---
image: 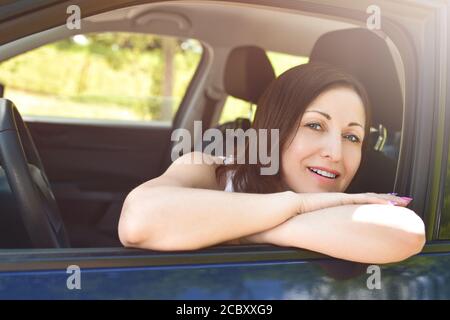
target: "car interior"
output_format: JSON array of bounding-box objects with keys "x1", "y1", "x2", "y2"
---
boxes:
[{"x1": 0, "y1": 1, "x2": 405, "y2": 249}]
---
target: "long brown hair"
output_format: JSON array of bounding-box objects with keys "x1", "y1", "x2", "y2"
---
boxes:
[{"x1": 215, "y1": 62, "x2": 372, "y2": 194}]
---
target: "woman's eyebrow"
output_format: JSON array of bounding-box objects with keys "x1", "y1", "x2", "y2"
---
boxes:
[{"x1": 304, "y1": 110, "x2": 364, "y2": 129}]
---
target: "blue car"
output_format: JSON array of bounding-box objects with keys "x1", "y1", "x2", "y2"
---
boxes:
[{"x1": 0, "y1": 0, "x2": 449, "y2": 299}]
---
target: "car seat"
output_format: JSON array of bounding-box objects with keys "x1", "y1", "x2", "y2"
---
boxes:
[
  {"x1": 310, "y1": 28, "x2": 403, "y2": 193},
  {"x1": 200, "y1": 45, "x2": 276, "y2": 156}
]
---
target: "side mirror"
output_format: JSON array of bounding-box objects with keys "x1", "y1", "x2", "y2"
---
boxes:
[{"x1": 0, "y1": 83, "x2": 4, "y2": 98}]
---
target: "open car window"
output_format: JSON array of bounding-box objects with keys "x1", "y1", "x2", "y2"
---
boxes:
[{"x1": 0, "y1": 0, "x2": 442, "y2": 258}]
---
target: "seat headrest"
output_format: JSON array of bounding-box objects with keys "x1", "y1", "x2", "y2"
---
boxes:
[
  {"x1": 310, "y1": 28, "x2": 403, "y2": 132},
  {"x1": 224, "y1": 46, "x2": 276, "y2": 105}
]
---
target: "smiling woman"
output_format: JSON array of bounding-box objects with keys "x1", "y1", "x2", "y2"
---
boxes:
[
  {"x1": 216, "y1": 63, "x2": 372, "y2": 194},
  {"x1": 118, "y1": 63, "x2": 425, "y2": 264},
  {"x1": 283, "y1": 87, "x2": 366, "y2": 193}
]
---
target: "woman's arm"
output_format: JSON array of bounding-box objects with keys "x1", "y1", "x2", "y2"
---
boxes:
[
  {"x1": 119, "y1": 151, "x2": 412, "y2": 252},
  {"x1": 118, "y1": 152, "x2": 299, "y2": 251},
  {"x1": 242, "y1": 204, "x2": 426, "y2": 264},
  {"x1": 120, "y1": 186, "x2": 297, "y2": 251}
]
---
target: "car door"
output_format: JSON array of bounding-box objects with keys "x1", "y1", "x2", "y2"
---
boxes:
[{"x1": 1, "y1": 244, "x2": 450, "y2": 299}]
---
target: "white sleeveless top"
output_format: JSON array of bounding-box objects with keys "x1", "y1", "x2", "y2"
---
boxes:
[
  {"x1": 224, "y1": 171, "x2": 235, "y2": 192},
  {"x1": 220, "y1": 155, "x2": 235, "y2": 192}
]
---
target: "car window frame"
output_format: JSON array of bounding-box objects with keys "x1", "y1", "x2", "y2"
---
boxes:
[
  {"x1": 437, "y1": 113, "x2": 450, "y2": 239},
  {"x1": 1, "y1": 243, "x2": 450, "y2": 273},
  {"x1": 436, "y1": 22, "x2": 450, "y2": 239},
  {"x1": 419, "y1": 1, "x2": 450, "y2": 241},
  {"x1": 0, "y1": 0, "x2": 448, "y2": 265}
]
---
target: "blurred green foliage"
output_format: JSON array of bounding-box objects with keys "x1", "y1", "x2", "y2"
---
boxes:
[
  {"x1": 439, "y1": 151, "x2": 450, "y2": 239},
  {"x1": 0, "y1": 33, "x2": 201, "y2": 121}
]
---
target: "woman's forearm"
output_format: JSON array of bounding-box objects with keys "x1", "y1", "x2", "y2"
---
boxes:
[
  {"x1": 119, "y1": 186, "x2": 298, "y2": 250},
  {"x1": 243, "y1": 204, "x2": 426, "y2": 264}
]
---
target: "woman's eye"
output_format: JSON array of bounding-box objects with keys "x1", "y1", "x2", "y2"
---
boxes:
[
  {"x1": 305, "y1": 123, "x2": 361, "y2": 143},
  {"x1": 344, "y1": 134, "x2": 361, "y2": 143},
  {"x1": 306, "y1": 123, "x2": 322, "y2": 131}
]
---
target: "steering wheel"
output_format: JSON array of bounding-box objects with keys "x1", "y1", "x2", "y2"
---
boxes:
[{"x1": 0, "y1": 99, "x2": 69, "y2": 248}]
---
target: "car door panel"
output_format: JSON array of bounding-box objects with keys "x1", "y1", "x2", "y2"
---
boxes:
[
  {"x1": 0, "y1": 246, "x2": 449, "y2": 299},
  {"x1": 25, "y1": 120, "x2": 172, "y2": 246}
]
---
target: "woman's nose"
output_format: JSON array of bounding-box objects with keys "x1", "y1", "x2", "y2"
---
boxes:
[{"x1": 320, "y1": 134, "x2": 342, "y2": 162}]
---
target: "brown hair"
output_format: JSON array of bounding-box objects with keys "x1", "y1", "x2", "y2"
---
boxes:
[{"x1": 215, "y1": 62, "x2": 372, "y2": 194}]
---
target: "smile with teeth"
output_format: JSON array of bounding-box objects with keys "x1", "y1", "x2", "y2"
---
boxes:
[{"x1": 308, "y1": 167, "x2": 339, "y2": 179}]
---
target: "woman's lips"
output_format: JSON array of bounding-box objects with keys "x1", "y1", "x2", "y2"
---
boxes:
[
  {"x1": 307, "y1": 167, "x2": 339, "y2": 183},
  {"x1": 308, "y1": 166, "x2": 341, "y2": 176}
]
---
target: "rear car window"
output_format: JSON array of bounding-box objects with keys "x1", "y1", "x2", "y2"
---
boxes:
[
  {"x1": 218, "y1": 51, "x2": 308, "y2": 124},
  {"x1": 0, "y1": 32, "x2": 203, "y2": 124}
]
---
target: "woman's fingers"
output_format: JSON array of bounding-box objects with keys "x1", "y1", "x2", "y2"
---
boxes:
[
  {"x1": 297, "y1": 192, "x2": 413, "y2": 215},
  {"x1": 361, "y1": 193, "x2": 412, "y2": 207}
]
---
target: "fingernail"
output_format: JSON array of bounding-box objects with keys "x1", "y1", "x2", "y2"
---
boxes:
[
  {"x1": 400, "y1": 197, "x2": 413, "y2": 206},
  {"x1": 388, "y1": 201, "x2": 397, "y2": 206}
]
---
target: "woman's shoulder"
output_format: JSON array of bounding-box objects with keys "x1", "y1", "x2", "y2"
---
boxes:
[{"x1": 164, "y1": 152, "x2": 227, "y2": 190}]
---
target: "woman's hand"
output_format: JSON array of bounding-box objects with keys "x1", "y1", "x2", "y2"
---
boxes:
[
  {"x1": 297, "y1": 192, "x2": 412, "y2": 214},
  {"x1": 244, "y1": 202, "x2": 425, "y2": 264}
]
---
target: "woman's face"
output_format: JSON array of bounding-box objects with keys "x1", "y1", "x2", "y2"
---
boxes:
[{"x1": 281, "y1": 86, "x2": 366, "y2": 193}]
